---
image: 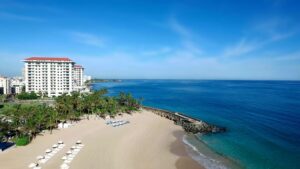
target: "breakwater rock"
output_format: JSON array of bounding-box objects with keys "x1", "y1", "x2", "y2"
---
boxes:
[{"x1": 143, "y1": 106, "x2": 226, "y2": 134}]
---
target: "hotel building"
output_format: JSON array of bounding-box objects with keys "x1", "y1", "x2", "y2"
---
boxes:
[
  {"x1": 23, "y1": 57, "x2": 75, "y2": 97},
  {"x1": 73, "y1": 65, "x2": 84, "y2": 87}
]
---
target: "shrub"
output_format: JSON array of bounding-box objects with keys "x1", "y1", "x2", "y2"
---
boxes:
[
  {"x1": 14, "y1": 136, "x2": 30, "y2": 146},
  {"x1": 17, "y1": 92, "x2": 39, "y2": 100}
]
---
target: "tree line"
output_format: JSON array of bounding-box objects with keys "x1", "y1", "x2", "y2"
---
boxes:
[{"x1": 0, "y1": 89, "x2": 142, "y2": 146}]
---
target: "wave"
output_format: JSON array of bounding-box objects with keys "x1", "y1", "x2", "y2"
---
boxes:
[{"x1": 182, "y1": 135, "x2": 229, "y2": 169}]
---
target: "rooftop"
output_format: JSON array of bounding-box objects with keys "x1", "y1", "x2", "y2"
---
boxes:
[
  {"x1": 74, "y1": 65, "x2": 84, "y2": 68},
  {"x1": 24, "y1": 57, "x2": 73, "y2": 62}
]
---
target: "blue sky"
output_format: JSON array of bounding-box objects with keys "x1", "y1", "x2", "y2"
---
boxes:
[{"x1": 0, "y1": 0, "x2": 300, "y2": 80}]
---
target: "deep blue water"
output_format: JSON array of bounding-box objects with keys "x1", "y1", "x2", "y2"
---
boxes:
[{"x1": 92, "y1": 80, "x2": 300, "y2": 169}]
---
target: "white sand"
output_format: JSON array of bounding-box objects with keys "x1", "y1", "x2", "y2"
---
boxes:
[{"x1": 0, "y1": 109, "x2": 203, "y2": 169}]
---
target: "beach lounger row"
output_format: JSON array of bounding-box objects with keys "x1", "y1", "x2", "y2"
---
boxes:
[
  {"x1": 60, "y1": 140, "x2": 84, "y2": 169},
  {"x1": 106, "y1": 120, "x2": 130, "y2": 127},
  {"x1": 28, "y1": 140, "x2": 65, "y2": 169}
]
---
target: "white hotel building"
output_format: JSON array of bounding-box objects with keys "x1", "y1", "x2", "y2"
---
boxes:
[
  {"x1": 23, "y1": 57, "x2": 82, "y2": 97},
  {"x1": 73, "y1": 65, "x2": 84, "y2": 87}
]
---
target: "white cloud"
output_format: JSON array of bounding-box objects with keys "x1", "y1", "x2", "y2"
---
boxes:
[
  {"x1": 0, "y1": 12, "x2": 43, "y2": 22},
  {"x1": 141, "y1": 47, "x2": 172, "y2": 56},
  {"x1": 223, "y1": 18, "x2": 297, "y2": 57},
  {"x1": 223, "y1": 38, "x2": 258, "y2": 57},
  {"x1": 168, "y1": 17, "x2": 202, "y2": 56},
  {"x1": 273, "y1": 51, "x2": 300, "y2": 61},
  {"x1": 0, "y1": 1, "x2": 64, "y2": 14},
  {"x1": 69, "y1": 51, "x2": 300, "y2": 80},
  {"x1": 1, "y1": 49, "x2": 300, "y2": 80},
  {"x1": 169, "y1": 17, "x2": 191, "y2": 38},
  {"x1": 70, "y1": 32, "x2": 104, "y2": 47}
]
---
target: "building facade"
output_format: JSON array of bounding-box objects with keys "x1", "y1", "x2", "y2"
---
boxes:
[
  {"x1": 73, "y1": 65, "x2": 84, "y2": 87},
  {"x1": 10, "y1": 77, "x2": 25, "y2": 94},
  {"x1": 23, "y1": 57, "x2": 75, "y2": 97},
  {"x1": 0, "y1": 76, "x2": 11, "y2": 95}
]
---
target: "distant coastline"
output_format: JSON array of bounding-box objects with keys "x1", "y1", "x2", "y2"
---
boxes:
[
  {"x1": 87, "y1": 79, "x2": 122, "y2": 84},
  {"x1": 85, "y1": 79, "x2": 122, "y2": 86}
]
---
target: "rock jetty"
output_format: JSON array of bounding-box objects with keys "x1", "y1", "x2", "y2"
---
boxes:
[{"x1": 143, "y1": 106, "x2": 226, "y2": 134}]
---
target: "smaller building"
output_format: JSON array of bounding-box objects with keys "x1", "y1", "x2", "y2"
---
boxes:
[
  {"x1": 10, "y1": 77, "x2": 25, "y2": 94},
  {"x1": 73, "y1": 65, "x2": 84, "y2": 87},
  {"x1": 83, "y1": 75, "x2": 92, "y2": 83},
  {"x1": 0, "y1": 76, "x2": 11, "y2": 95}
]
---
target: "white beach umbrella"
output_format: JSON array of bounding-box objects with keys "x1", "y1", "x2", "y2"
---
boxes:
[
  {"x1": 53, "y1": 149, "x2": 59, "y2": 153},
  {"x1": 58, "y1": 144, "x2": 65, "y2": 148},
  {"x1": 64, "y1": 159, "x2": 72, "y2": 164},
  {"x1": 61, "y1": 156, "x2": 68, "y2": 160},
  {"x1": 33, "y1": 167, "x2": 41, "y2": 169},
  {"x1": 58, "y1": 140, "x2": 64, "y2": 144},
  {"x1": 69, "y1": 154, "x2": 76, "y2": 157},
  {"x1": 40, "y1": 160, "x2": 46, "y2": 164},
  {"x1": 52, "y1": 144, "x2": 58, "y2": 148},
  {"x1": 66, "y1": 150, "x2": 72, "y2": 154},
  {"x1": 45, "y1": 149, "x2": 52, "y2": 153},
  {"x1": 36, "y1": 155, "x2": 44, "y2": 160},
  {"x1": 28, "y1": 163, "x2": 37, "y2": 168},
  {"x1": 61, "y1": 163, "x2": 69, "y2": 169},
  {"x1": 76, "y1": 140, "x2": 82, "y2": 144},
  {"x1": 45, "y1": 154, "x2": 51, "y2": 159},
  {"x1": 71, "y1": 146, "x2": 76, "y2": 149}
]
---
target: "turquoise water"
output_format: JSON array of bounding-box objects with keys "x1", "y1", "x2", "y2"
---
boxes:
[{"x1": 92, "y1": 80, "x2": 300, "y2": 169}]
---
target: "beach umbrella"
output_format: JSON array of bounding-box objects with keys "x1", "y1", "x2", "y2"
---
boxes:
[
  {"x1": 58, "y1": 140, "x2": 64, "y2": 144},
  {"x1": 36, "y1": 156, "x2": 44, "y2": 160},
  {"x1": 60, "y1": 163, "x2": 69, "y2": 169},
  {"x1": 28, "y1": 163, "x2": 37, "y2": 168},
  {"x1": 76, "y1": 140, "x2": 82, "y2": 144},
  {"x1": 58, "y1": 144, "x2": 65, "y2": 148},
  {"x1": 52, "y1": 144, "x2": 58, "y2": 148},
  {"x1": 66, "y1": 150, "x2": 72, "y2": 154},
  {"x1": 45, "y1": 149, "x2": 52, "y2": 153},
  {"x1": 71, "y1": 146, "x2": 76, "y2": 149},
  {"x1": 33, "y1": 167, "x2": 41, "y2": 169},
  {"x1": 45, "y1": 154, "x2": 52, "y2": 159},
  {"x1": 61, "y1": 156, "x2": 68, "y2": 160}
]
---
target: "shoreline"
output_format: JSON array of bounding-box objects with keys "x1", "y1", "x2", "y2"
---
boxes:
[
  {"x1": 0, "y1": 109, "x2": 204, "y2": 169},
  {"x1": 172, "y1": 130, "x2": 205, "y2": 169}
]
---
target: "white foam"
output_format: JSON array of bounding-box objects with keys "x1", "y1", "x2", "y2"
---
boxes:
[{"x1": 182, "y1": 135, "x2": 228, "y2": 169}]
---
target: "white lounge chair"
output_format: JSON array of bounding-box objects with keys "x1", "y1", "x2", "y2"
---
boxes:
[{"x1": 28, "y1": 163, "x2": 37, "y2": 168}]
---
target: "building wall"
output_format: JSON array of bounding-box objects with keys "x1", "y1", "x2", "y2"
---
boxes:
[
  {"x1": 24, "y1": 60, "x2": 74, "y2": 97},
  {"x1": 73, "y1": 66, "x2": 84, "y2": 87},
  {"x1": 0, "y1": 77, "x2": 11, "y2": 95}
]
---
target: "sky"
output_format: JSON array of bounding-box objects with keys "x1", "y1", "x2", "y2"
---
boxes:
[{"x1": 0, "y1": 0, "x2": 300, "y2": 80}]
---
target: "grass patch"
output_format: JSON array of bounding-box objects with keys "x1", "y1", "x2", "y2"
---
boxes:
[{"x1": 14, "y1": 136, "x2": 30, "y2": 146}]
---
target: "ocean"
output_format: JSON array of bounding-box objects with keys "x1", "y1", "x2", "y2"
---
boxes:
[{"x1": 92, "y1": 80, "x2": 300, "y2": 169}]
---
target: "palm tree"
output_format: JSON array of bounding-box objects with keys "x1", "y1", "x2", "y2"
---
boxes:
[
  {"x1": 46, "y1": 107, "x2": 59, "y2": 134},
  {"x1": 0, "y1": 88, "x2": 141, "y2": 146},
  {"x1": 116, "y1": 92, "x2": 141, "y2": 113}
]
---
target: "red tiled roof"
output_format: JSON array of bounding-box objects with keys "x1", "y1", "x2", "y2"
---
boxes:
[
  {"x1": 24, "y1": 57, "x2": 73, "y2": 62},
  {"x1": 74, "y1": 65, "x2": 83, "y2": 68}
]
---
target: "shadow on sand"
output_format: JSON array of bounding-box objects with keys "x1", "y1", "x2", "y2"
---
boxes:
[{"x1": 0, "y1": 142, "x2": 15, "y2": 152}]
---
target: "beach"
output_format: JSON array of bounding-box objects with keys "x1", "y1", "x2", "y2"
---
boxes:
[{"x1": 0, "y1": 109, "x2": 203, "y2": 169}]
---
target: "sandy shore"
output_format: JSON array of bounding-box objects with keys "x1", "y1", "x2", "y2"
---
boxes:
[{"x1": 0, "y1": 109, "x2": 203, "y2": 169}]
